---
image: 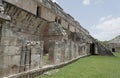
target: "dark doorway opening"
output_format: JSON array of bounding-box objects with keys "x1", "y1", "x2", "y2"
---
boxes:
[
  {"x1": 112, "y1": 48, "x2": 115, "y2": 52},
  {"x1": 36, "y1": 6, "x2": 41, "y2": 17},
  {"x1": 90, "y1": 43, "x2": 95, "y2": 55}
]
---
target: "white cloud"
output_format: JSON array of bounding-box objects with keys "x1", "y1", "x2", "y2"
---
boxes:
[
  {"x1": 83, "y1": 0, "x2": 91, "y2": 5},
  {"x1": 82, "y1": 0, "x2": 104, "y2": 6},
  {"x1": 92, "y1": 16, "x2": 120, "y2": 41},
  {"x1": 99, "y1": 15, "x2": 112, "y2": 22}
]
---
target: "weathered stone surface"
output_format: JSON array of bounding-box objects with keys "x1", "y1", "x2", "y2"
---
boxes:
[
  {"x1": 107, "y1": 35, "x2": 120, "y2": 52},
  {"x1": 89, "y1": 36, "x2": 114, "y2": 56},
  {"x1": 96, "y1": 42, "x2": 114, "y2": 56},
  {"x1": 0, "y1": 0, "x2": 114, "y2": 78}
]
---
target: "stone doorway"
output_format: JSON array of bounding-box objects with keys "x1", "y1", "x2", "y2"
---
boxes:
[
  {"x1": 43, "y1": 40, "x2": 55, "y2": 65},
  {"x1": 90, "y1": 43, "x2": 95, "y2": 55},
  {"x1": 112, "y1": 48, "x2": 115, "y2": 52}
]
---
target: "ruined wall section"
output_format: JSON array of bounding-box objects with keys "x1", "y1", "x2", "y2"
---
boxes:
[
  {"x1": 107, "y1": 36, "x2": 120, "y2": 52},
  {"x1": 108, "y1": 43, "x2": 120, "y2": 52},
  {"x1": 95, "y1": 42, "x2": 114, "y2": 56},
  {"x1": 4, "y1": 0, "x2": 37, "y2": 14},
  {"x1": 0, "y1": 2, "x2": 91, "y2": 77},
  {"x1": 46, "y1": 22, "x2": 91, "y2": 64},
  {"x1": 3, "y1": 0, "x2": 89, "y2": 35},
  {"x1": 0, "y1": 2, "x2": 49, "y2": 76},
  {"x1": 38, "y1": 0, "x2": 89, "y2": 36},
  {"x1": 0, "y1": 1, "x2": 94, "y2": 78},
  {"x1": 48, "y1": 40, "x2": 90, "y2": 65},
  {"x1": 42, "y1": 0, "x2": 89, "y2": 33},
  {"x1": 88, "y1": 36, "x2": 114, "y2": 56}
]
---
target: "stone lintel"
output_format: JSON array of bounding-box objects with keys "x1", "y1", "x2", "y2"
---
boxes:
[{"x1": 0, "y1": 13, "x2": 11, "y2": 22}]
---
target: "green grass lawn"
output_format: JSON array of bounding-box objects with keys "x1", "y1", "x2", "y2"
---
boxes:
[{"x1": 39, "y1": 53, "x2": 120, "y2": 78}]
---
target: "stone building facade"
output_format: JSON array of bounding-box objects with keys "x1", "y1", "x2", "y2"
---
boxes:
[
  {"x1": 107, "y1": 35, "x2": 120, "y2": 52},
  {"x1": 0, "y1": 0, "x2": 113, "y2": 78}
]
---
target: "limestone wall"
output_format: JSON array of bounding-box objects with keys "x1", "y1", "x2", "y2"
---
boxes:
[
  {"x1": 4, "y1": 0, "x2": 37, "y2": 14},
  {"x1": 3, "y1": 0, "x2": 89, "y2": 35},
  {"x1": 41, "y1": 6, "x2": 56, "y2": 21},
  {"x1": 0, "y1": 1, "x2": 93, "y2": 78},
  {"x1": 0, "y1": 2, "x2": 48, "y2": 77},
  {"x1": 107, "y1": 43, "x2": 120, "y2": 52}
]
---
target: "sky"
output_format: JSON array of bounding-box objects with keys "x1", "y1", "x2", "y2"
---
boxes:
[{"x1": 52, "y1": 0, "x2": 120, "y2": 41}]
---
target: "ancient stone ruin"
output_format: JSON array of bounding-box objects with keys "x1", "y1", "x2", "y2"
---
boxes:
[
  {"x1": 107, "y1": 35, "x2": 120, "y2": 52},
  {"x1": 0, "y1": 0, "x2": 113, "y2": 78}
]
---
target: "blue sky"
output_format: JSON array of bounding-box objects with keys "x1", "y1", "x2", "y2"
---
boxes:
[{"x1": 52, "y1": 0, "x2": 120, "y2": 41}]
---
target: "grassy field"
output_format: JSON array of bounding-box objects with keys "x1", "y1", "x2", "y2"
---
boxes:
[{"x1": 39, "y1": 53, "x2": 120, "y2": 78}]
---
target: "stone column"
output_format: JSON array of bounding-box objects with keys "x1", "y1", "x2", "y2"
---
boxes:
[
  {"x1": 0, "y1": 7, "x2": 11, "y2": 77},
  {"x1": 39, "y1": 41, "x2": 44, "y2": 67},
  {"x1": 61, "y1": 41, "x2": 65, "y2": 62},
  {"x1": 0, "y1": 0, "x2": 2, "y2": 6},
  {"x1": 54, "y1": 41, "x2": 65, "y2": 64},
  {"x1": 75, "y1": 43, "x2": 79, "y2": 57},
  {"x1": 53, "y1": 41, "x2": 63, "y2": 64},
  {"x1": 71, "y1": 41, "x2": 74, "y2": 59},
  {"x1": 64, "y1": 40, "x2": 70, "y2": 61},
  {"x1": 48, "y1": 40, "x2": 55, "y2": 64},
  {"x1": 0, "y1": 23, "x2": 7, "y2": 77}
]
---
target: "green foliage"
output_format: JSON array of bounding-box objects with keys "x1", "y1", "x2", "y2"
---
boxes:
[
  {"x1": 39, "y1": 53, "x2": 120, "y2": 78},
  {"x1": 43, "y1": 54, "x2": 50, "y2": 65},
  {"x1": 62, "y1": 27, "x2": 71, "y2": 34},
  {"x1": 99, "y1": 40, "x2": 109, "y2": 45}
]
